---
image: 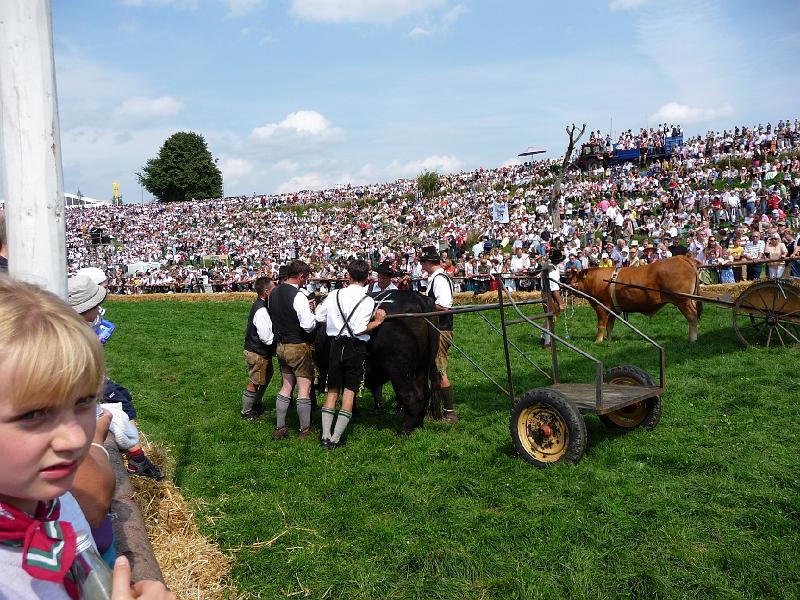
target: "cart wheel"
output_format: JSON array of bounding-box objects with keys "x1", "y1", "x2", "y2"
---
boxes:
[
  {"x1": 733, "y1": 279, "x2": 800, "y2": 348},
  {"x1": 599, "y1": 365, "x2": 662, "y2": 431},
  {"x1": 510, "y1": 389, "x2": 586, "y2": 467}
]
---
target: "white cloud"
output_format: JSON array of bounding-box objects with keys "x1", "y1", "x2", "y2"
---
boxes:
[
  {"x1": 387, "y1": 154, "x2": 463, "y2": 178},
  {"x1": 274, "y1": 159, "x2": 300, "y2": 173},
  {"x1": 113, "y1": 96, "x2": 185, "y2": 121},
  {"x1": 218, "y1": 157, "x2": 255, "y2": 182},
  {"x1": 290, "y1": 0, "x2": 446, "y2": 24},
  {"x1": 648, "y1": 102, "x2": 734, "y2": 124},
  {"x1": 441, "y1": 3, "x2": 466, "y2": 25},
  {"x1": 227, "y1": 0, "x2": 265, "y2": 18},
  {"x1": 609, "y1": 0, "x2": 649, "y2": 11},
  {"x1": 272, "y1": 154, "x2": 463, "y2": 194},
  {"x1": 408, "y1": 26, "x2": 432, "y2": 38},
  {"x1": 276, "y1": 172, "x2": 357, "y2": 193},
  {"x1": 408, "y1": 3, "x2": 466, "y2": 39},
  {"x1": 250, "y1": 110, "x2": 343, "y2": 143}
]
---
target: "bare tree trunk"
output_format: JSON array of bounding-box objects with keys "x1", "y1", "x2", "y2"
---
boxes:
[{"x1": 549, "y1": 123, "x2": 586, "y2": 231}]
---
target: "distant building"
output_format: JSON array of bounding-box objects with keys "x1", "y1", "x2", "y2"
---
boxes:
[{"x1": 65, "y1": 192, "x2": 111, "y2": 208}]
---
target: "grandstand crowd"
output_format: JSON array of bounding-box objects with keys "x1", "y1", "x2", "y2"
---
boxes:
[{"x1": 64, "y1": 119, "x2": 800, "y2": 294}]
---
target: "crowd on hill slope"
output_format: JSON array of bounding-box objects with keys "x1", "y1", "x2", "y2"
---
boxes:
[{"x1": 64, "y1": 119, "x2": 800, "y2": 293}]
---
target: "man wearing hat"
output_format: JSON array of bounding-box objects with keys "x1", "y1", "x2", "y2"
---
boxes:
[
  {"x1": 419, "y1": 246, "x2": 457, "y2": 424},
  {"x1": 369, "y1": 261, "x2": 398, "y2": 293}
]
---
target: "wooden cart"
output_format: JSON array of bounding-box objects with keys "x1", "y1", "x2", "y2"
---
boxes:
[{"x1": 497, "y1": 282, "x2": 665, "y2": 467}]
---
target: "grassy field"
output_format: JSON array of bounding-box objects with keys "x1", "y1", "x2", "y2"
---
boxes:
[{"x1": 104, "y1": 295, "x2": 800, "y2": 599}]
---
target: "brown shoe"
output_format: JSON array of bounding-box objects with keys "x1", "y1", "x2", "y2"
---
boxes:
[
  {"x1": 442, "y1": 409, "x2": 459, "y2": 424},
  {"x1": 272, "y1": 426, "x2": 289, "y2": 441},
  {"x1": 298, "y1": 427, "x2": 314, "y2": 440}
]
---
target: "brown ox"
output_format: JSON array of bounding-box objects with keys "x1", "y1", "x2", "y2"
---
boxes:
[{"x1": 565, "y1": 255, "x2": 703, "y2": 342}]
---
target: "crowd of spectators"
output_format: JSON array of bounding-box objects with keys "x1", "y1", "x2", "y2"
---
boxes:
[{"x1": 64, "y1": 119, "x2": 800, "y2": 295}]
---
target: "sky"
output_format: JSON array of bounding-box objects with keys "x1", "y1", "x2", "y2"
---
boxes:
[{"x1": 3, "y1": 0, "x2": 800, "y2": 203}]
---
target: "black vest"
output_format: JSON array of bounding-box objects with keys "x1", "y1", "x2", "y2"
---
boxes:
[
  {"x1": 244, "y1": 297, "x2": 275, "y2": 357},
  {"x1": 428, "y1": 272, "x2": 454, "y2": 330},
  {"x1": 269, "y1": 284, "x2": 311, "y2": 344}
]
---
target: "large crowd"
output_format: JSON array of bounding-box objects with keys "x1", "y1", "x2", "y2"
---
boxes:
[{"x1": 64, "y1": 119, "x2": 800, "y2": 294}]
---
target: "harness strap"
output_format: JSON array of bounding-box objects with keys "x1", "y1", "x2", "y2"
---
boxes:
[
  {"x1": 335, "y1": 291, "x2": 368, "y2": 339},
  {"x1": 609, "y1": 267, "x2": 622, "y2": 313}
]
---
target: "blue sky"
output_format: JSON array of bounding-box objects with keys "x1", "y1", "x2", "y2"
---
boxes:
[{"x1": 13, "y1": 0, "x2": 800, "y2": 201}]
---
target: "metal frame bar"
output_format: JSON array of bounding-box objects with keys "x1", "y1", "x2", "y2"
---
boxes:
[
  {"x1": 557, "y1": 281, "x2": 666, "y2": 392},
  {"x1": 476, "y1": 311, "x2": 551, "y2": 380},
  {"x1": 422, "y1": 317, "x2": 510, "y2": 397}
]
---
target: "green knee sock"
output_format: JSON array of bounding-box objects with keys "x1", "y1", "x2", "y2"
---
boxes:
[
  {"x1": 321, "y1": 407, "x2": 336, "y2": 441},
  {"x1": 330, "y1": 409, "x2": 352, "y2": 443}
]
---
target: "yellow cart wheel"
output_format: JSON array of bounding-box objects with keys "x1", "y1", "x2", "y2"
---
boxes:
[
  {"x1": 599, "y1": 364, "x2": 662, "y2": 430},
  {"x1": 510, "y1": 389, "x2": 586, "y2": 467}
]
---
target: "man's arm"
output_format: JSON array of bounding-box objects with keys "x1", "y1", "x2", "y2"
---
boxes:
[
  {"x1": 433, "y1": 276, "x2": 453, "y2": 311},
  {"x1": 355, "y1": 308, "x2": 386, "y2": 336},
  {"x1": 293, "y1": 291, "x2": 317, "y2": 332},
  {"x1": 253, "y1": 306, "x2": 274, "y2": 345}
]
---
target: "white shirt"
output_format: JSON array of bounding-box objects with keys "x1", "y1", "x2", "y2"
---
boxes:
[
  {"x1": 253, "y1": 304, "x2": 274, "y2": 345},
  {"x1": 290, "y1": 284, "x2": 317, "y2": 333},
  {"x1": 510, "y1": 253, "x2": 530, "y2": 273},
  {"x1": 427, "y1": 268, "x2": 453, "y2": 309},
  {"x1": 369, "y1": 281, "x2": 398, "y2": 293},
  {"x1": 315, "y1": 283, "x2": 376, "y2": 341},
  {"x1": 0, "y1": 493, "x2": 92, "y2": 599}
]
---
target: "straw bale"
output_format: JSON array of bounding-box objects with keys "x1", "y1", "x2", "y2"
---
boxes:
[{"x1": 130, "y1": 444, "x2": 236, "y2": 600}]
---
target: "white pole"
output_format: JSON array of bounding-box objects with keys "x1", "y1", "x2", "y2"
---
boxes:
[{"x1": 0, "y1": 0, "x2": 67, "y2": 298}]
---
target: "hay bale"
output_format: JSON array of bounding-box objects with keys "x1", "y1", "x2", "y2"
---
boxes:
[{"x1": 130, "y1": 444, "x2": 235, "y2": 600}]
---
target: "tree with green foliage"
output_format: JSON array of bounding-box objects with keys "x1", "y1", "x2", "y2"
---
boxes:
[
  {"x1": 138, "y1": 132, "x2": 223, "y2": 203},
  {"x1": 417, "y1": 170, "x2": 440, "y2": 198}
]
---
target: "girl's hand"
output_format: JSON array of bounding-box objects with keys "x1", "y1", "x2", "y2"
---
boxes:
[{"x1": 112, "y1": 556, "x2": 176, "y2": 600}]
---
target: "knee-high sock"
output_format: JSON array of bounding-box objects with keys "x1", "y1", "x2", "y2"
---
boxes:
[
  {"x1": 321, "y1": 407, "x2": 336, "y2": 441},
  {"x1": 241, "y1": 389, "x2": 256, "y2": 413},
  {"x1": 297, "y1": 397, "x2": 312, "y2": 430},
  {"x1": 330, "y1": 409, "x2": 352, "y2": 443},
  {"x1": 276, "y1": 394, "x2": 291, "y2": 428},
  {"x1": 253, "y1": 385, "x2": 267, "y2": 411}
]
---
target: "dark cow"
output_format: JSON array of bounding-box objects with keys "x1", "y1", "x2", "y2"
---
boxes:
[
  {"x1": 314, "y1": 290, "x2": 440, "y2": 434},
  {"x1": 565, "y1": 255, "x2": 703, "y2": 342}
]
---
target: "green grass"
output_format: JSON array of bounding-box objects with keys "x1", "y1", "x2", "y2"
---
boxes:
[{"x1": 104, "y1": 297, "x2": 800, "y2": 599}]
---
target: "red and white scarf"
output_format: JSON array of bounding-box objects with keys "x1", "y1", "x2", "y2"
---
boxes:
[{"x1": 0, "y1": 498, "x2": 79, "y2": 599}]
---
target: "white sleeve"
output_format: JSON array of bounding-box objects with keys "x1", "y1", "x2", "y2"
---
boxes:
[
  {"x1": 434, "y1": 275, "x2": 453, "y2": 309},
  {"x1": 253, "y1": 306, "x2": 274, "y2": 345},
  {"x1": 315, "y1": 293, "x2": 331, "y2": 324},
  {"x1": 293, "y1": 290, "x2": 317, "y2": 332}
]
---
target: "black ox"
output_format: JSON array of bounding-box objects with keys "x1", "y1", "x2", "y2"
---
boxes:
[{"x1": 314, "y1": 290, "x2": 441, "y2": 435}]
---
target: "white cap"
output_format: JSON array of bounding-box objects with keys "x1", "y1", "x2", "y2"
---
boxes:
[{"x1": 76, "y1": 266, "x2": 107, "y2": 285}]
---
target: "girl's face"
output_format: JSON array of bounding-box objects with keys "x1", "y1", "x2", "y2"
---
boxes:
[{"x1": 0, "y1": 375, "x2": 96, "y2": 514}]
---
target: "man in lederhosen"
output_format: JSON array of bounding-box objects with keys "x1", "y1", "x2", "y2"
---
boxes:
[
  {"x1": 241, "y1": 276, "x2": 276, "y2": 420},
  {"x1": 315, "y1": 259, "x2": 386, "y2": 448},
  {"x1": 268, "y1": 260, "x2": 317, "y2": 440},
  {"x1": 419, "y1": 245, "x2": 457, "y2": 423}
]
